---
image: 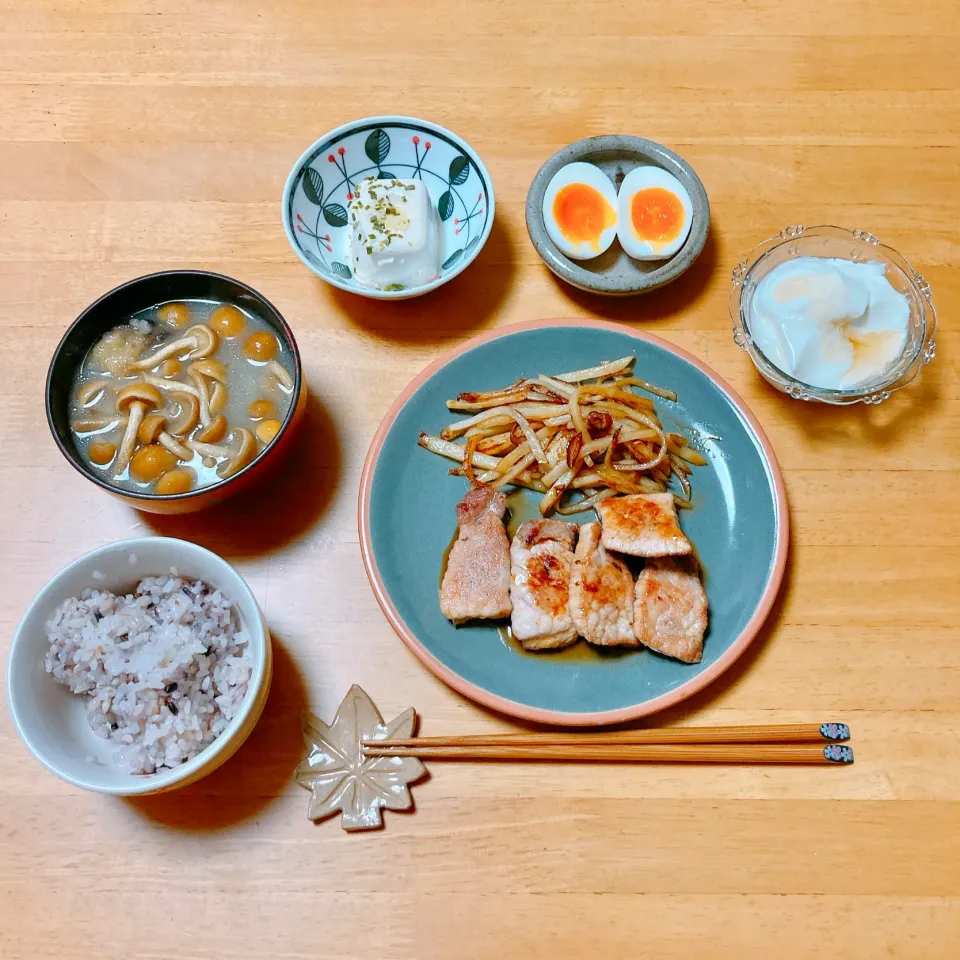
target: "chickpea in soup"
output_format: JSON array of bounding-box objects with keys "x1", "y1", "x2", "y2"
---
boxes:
[{"x1": 69, "y1": 299, "x2": 295, "y2": 495}]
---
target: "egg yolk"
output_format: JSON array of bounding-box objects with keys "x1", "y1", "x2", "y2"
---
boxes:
[
  {"x1": 243, "y1": 331, "x2": 278, "y2": 362},
  {"x1": 130, "y1": 443, "x2": 177, "y2": 482},
  {"x1": 256, "y1": 419, "x2": 282, "y2": 444},
  {"x1": 552, "y1": 183, "x2": 616, "y2": 250},
  {"x1": 248, "y1": 398, "x2": 274, "y2": 420},
  {"x1": 158, "y1": 303, "x2": 191, "y2": 328},
  {"x1": 88, "y1": 442, "x2": 116, "y2": 465},
  {"x1": 630, "y1": 187, "x2": 684, "y2": 242},
  {"x1": 156, "y1": 469, "x2": 194, "y2": 495},
  {"x1": 210, "y1": 305, "x2": 247, "y2": 338}
]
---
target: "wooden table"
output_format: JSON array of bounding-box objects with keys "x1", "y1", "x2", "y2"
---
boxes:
[{"x1": 1, "y1": 1, "x2": 958, "y2": 956}]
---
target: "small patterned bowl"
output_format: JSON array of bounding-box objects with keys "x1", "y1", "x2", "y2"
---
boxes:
[
  {"x1": 282, "y1": 116, "x2": 495, "y2": 300},
  {"x1": 730, "y1": 225, "x2": 937, "y2": 405}
]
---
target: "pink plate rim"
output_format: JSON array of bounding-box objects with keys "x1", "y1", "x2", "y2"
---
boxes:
[{"x1": 357, "y1": 318, "x2": 790, "y2": 726}]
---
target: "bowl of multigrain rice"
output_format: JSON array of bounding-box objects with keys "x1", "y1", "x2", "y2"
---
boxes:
[{"x1": 7, "y1": 537, "x2": 272, "y2": 795}]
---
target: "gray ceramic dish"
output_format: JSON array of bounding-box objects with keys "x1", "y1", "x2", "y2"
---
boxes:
[{"x1": 526, "y1": 135, "x2": 710, "y2": 296}]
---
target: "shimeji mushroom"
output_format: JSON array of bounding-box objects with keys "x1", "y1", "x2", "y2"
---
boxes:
[
  {"x1": 155, "y1": 468, "x2": 195, "y2": 495},
  {"x1": 242, "y1": 330, "x2": 279, "y2": 362},
  {"x1": 190, "y1": 369, "x2": 212, "y2": 427},
  {"x1": 217, "y1": 428, "x2": 257, "y2": 478},
  {"x1": 189, "y1": 427, "x2": 257, "y2": 479},
  {"x1": 256, "y1": 419, "x2": 282, "y2": 444},
  {"x1": 165, "y1": 391, "x2": 200, "y2": 437},
  {"x1": 87, "y1": 441, "x2": 117, "y2": 465},
  {"x1": 209, "y1": 305, "x2": 246, "y2": 338},
  {"x1": 157, "y1": 302, "x2": 192, "y2": 329},
  {"x1": 248, "y1": 398, "x2": 274, "y2": 420},
  {"x1": 77, "y1": 378, "x2": 111, "y2": 408},
  {"x1": 130, "y1": 443, "x2": 178, "y2": 482},
  {"x1": 131, "y1": 324, "x2": 218, "y2": 371},
  {"x1": 137, "y1": 412, "x2": 193, "y2": 460},
  {"x1": 265, "y1": 360, "x2": 294, "y2": 391},
  {"x1": 114, "y1": 382, "x2": 163, "y2": 476},
  {"x1": 161, "y1": 434, "x2": 193, "y2": 460},
  {"x1": 194, "y1": 414, "x2": 228, "y2": 445},
  {"x1": 209, "y1": 380, "x2": 228, "y2": 416},
  {"x1": 187, "y1": 358, "x2": 228, "y2": 428},
  {"x1": 73, "y1": 415, "x2": 125, "y2": 433},
  {"x1": 142, "y1": 373, "x2": 202, "y2": 401},
  {"x1": 187, "y1": 358, "x2": 227, "y2": 383},
  {"x1": 137, "y1": 413, "x2": 165, "y2": 444}
]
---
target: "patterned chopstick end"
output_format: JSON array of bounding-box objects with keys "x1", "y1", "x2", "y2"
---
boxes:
[
  {"x1": 824, "y1": 745, "x2": 854, "y2": 764},
  {"x1": 820, "y1": 722, "x2": 851, "y2": 741}
]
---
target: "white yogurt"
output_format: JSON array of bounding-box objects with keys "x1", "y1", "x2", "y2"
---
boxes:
[
  {"x1": 348, "y1": 177, "x2": 441, "y2": 291},
  {"x1": 748, "y1": 257, "x2": 910, "y2": 389}
]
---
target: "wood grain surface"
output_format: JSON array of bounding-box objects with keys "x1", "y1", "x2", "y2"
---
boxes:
[{"x1": 1, "y1": 1, "x2": 958, "y2": 957}]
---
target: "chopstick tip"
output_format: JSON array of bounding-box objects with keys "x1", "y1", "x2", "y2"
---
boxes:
[
  {"x1": 824, "y1": 745, "x2": 854, "y2": 764},
  {"x1": 820, "y1": 722, "x2": 850, "y2": 742}
]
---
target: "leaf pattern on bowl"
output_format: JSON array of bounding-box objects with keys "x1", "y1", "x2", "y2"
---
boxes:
[
  {"x1": 365, "y1": 128, "x2": 391, "y2": 166},
  {"x1": 302, "y1": 168, "x2": 324, "y2": 206},
  {"x1": 448, "y1": 155, "x2": 470, "y2": 186},
  {"x1": 437, "y1": 190, "x2": 455, "y2": 222},
  {"x1": 322, "y1": 203, "x2": 348, "y2": 228},
  {"x1": 442, "y1": 249, "x2": 463, "y2": 270}
]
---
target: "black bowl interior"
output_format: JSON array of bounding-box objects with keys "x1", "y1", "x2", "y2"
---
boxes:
[{"x1": 46, "y1": 270, "x2": 302, "y2": 501}]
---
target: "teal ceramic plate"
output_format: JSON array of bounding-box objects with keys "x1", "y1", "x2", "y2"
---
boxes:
[{"x1": 359, "y1": 319, "x2": 788, "y2": 725}]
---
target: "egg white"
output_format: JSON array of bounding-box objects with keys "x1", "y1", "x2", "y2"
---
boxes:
[
  {"x1": 542, "y1": 162, "x2": 618, "y2": 260},
  {"x1": 616, "y1": 166, "x2": 693, "y2": 261}
]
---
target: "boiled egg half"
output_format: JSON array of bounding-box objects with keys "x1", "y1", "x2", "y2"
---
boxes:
[
  {"x1": 616, "y1": 166, "x2": 692, "y2": 261},
  {"x1": 542, "y1": 162, "x2": 618, "y2": 260}
]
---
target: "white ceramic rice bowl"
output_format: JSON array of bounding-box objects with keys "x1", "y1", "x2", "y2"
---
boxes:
[{"x1": 7, "y1": 537, "x2": 272, "y2": 795}]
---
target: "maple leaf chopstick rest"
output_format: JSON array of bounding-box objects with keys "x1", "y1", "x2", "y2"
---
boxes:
[{"x1": 295, "y1": 685, "x2": 426, "y2": 831}]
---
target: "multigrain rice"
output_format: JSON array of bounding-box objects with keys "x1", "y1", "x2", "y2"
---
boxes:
[{"x1": 44, "y1": 576, "x2": 252, "y2": 774}]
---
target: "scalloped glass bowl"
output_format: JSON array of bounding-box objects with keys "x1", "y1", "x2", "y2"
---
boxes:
[{"x1": 729, "y1": 225, "x2": 937, "y2": 405}]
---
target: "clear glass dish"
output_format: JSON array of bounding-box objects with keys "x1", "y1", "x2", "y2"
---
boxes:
[{"x1": 729, "y1": 225, "x2": 937, "y2": 405}]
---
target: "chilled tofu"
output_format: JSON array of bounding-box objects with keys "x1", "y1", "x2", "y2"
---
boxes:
[
  {"x1": 510, "y1": 519, "x2": 579, "y2": 650},
  {"x1": 597, "y1": 493, "x2": 692, "y2": 557},
  {"x1": 439, "y1": 487, "x2": 512, "y2": 624},
  {"x1": 633, "y1": 557, "x2": 707, "y2": 663},
  {"x1": 348, "y1": 177, "x2": 441, "y2": 290},
  {"x1": 569, "y1": 522, "x2": 637, "y2": 647}
]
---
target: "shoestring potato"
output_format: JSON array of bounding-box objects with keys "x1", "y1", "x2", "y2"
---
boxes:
[{"x1": 417, "y1": 356, "x2": 708, "y2": 517}]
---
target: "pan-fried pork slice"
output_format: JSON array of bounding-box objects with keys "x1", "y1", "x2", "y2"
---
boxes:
[
  {"x1": 509, "y1": 519, "x2": 579, "y2": 650},
  {"x1": 633, "y1": 557, "x2": 707, "y2": 663},
  {"x1": 569, "y1": 522, "x2": 637, "y2": 647},
  {"x1": 439, "y1": 487, "x2": 513, "y2": 624},
  {"x1": 597, "y1": 493, "x2": 692, "y2": 557}
]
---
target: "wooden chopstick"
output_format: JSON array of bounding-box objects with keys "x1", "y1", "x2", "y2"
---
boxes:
[
  {"x1": 362, "y1": 743, "x2": 854, "y2": 764},
  {"x1": 364, "y1": 722, "x2": 850, "y2": 749}
]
